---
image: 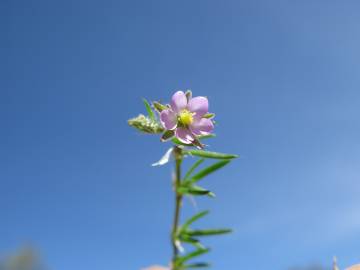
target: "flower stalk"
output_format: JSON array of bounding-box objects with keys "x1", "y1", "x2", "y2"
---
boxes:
[{"x1": 171, "y1": 146, "x2": 183, "y2": 268}]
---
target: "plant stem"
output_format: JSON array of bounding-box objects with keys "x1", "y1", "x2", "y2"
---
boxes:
[{"x1": 171, "y1": 146, "x2": 183, "y2": 269}]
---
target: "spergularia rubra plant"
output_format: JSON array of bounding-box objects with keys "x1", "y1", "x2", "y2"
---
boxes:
[{"x1": 128, "y1": 90, "x2": 237, "y2": 270}]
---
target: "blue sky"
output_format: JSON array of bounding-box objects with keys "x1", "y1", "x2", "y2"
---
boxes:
[{"x1": 1, "y1": 0, "x2": 360, "y2": 269}]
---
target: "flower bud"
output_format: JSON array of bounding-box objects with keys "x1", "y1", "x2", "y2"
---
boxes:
[
  {"x1": 153, "y1": 101, "x2": 168, "y2": 112},
  {"x1": 185, "y1": 89, "x2": 192, "y2": 101},
  {"x1": 128, "y1": 114, "x2": 164, "y2": 134}
]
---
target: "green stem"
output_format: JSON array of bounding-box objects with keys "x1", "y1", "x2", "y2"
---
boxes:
[{"x1": 171, "y1": 146, "x2": 183, "y2": 269}]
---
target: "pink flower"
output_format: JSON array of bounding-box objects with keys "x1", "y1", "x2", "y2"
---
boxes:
[{"x1": 160, "y1": 91, "x2": 214, "y2": 144}]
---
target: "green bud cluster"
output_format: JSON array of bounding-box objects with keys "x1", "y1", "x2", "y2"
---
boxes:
[{"x1": 128, "y1": 114, "x2": 164, "y2": 134}]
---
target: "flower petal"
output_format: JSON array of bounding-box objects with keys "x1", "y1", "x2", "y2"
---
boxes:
[
  {"x1": 152, "y1": 147, "x2": 173, "y2": 166},
  {"x1": 171, "y1": 91, "x2": 187, "y2": 112},
  {"x1": 175, "y1": 127, "x2": 195, "y2": 144},
  {"x1": 190, "y1": 118, "x2": 214, "y2": 136},
  {"x1": 187, "y1": 96, "x2": 208, "y2": 118},
  {"x1": 160, "y1": 109, "x2": 177, "y2": 130}
]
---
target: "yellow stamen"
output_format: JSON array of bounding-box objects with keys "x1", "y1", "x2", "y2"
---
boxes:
[{"x1": 178, "y1": 110, "x2": 194, "y2": 125}]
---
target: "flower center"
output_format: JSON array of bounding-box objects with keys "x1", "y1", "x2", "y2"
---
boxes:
[{"x1": 178, "y1": 109, "x2": 194, "y2": 125}]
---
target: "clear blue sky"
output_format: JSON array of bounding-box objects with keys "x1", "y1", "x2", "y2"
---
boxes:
[{"x1": 1, "y1": 0, "x2": 360, "y2": 269}]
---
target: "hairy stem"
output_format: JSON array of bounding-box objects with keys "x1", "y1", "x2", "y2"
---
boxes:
[{"x1": 171, "y1": 146, "x2": 183, "y2": 269}]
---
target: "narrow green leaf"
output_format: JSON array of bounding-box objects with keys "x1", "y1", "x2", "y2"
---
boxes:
[
  {"x1": 184, "y1": 159, "x2": 205, "y2": 180},
  {"x1": 184, "y1": 149, "x2": 238, "y2": 159},
  {"x1": 178, "y1": 186, "x2": 214, "y2": 197},
  {"x1": 143, "y1": 98, "x2": 155, "y2": 121},
  {"x1": 180, "y1": 236, "x2": 205, "y2": 249},
  {"x1": 188, "y1": 160, "x2": 230, "y2": 183},
  {"x1": 185, "y1": 262, "x2": 211, "y2": 269},
  {"x1": 177, "y1": 187, "x2": 208, "y2": 196},
  {"x1": 179, "y1": 235, "x2": 199, "y2": 244},
  {"x1": 185, "y1": 228, "x2": 232, "y2": 237},
  {"x1": 176, "y1": 248, "x2": 210, "y2": 265},
  {"x1": 181, "y1": 210, "x2": 209, "y2": 231}
]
